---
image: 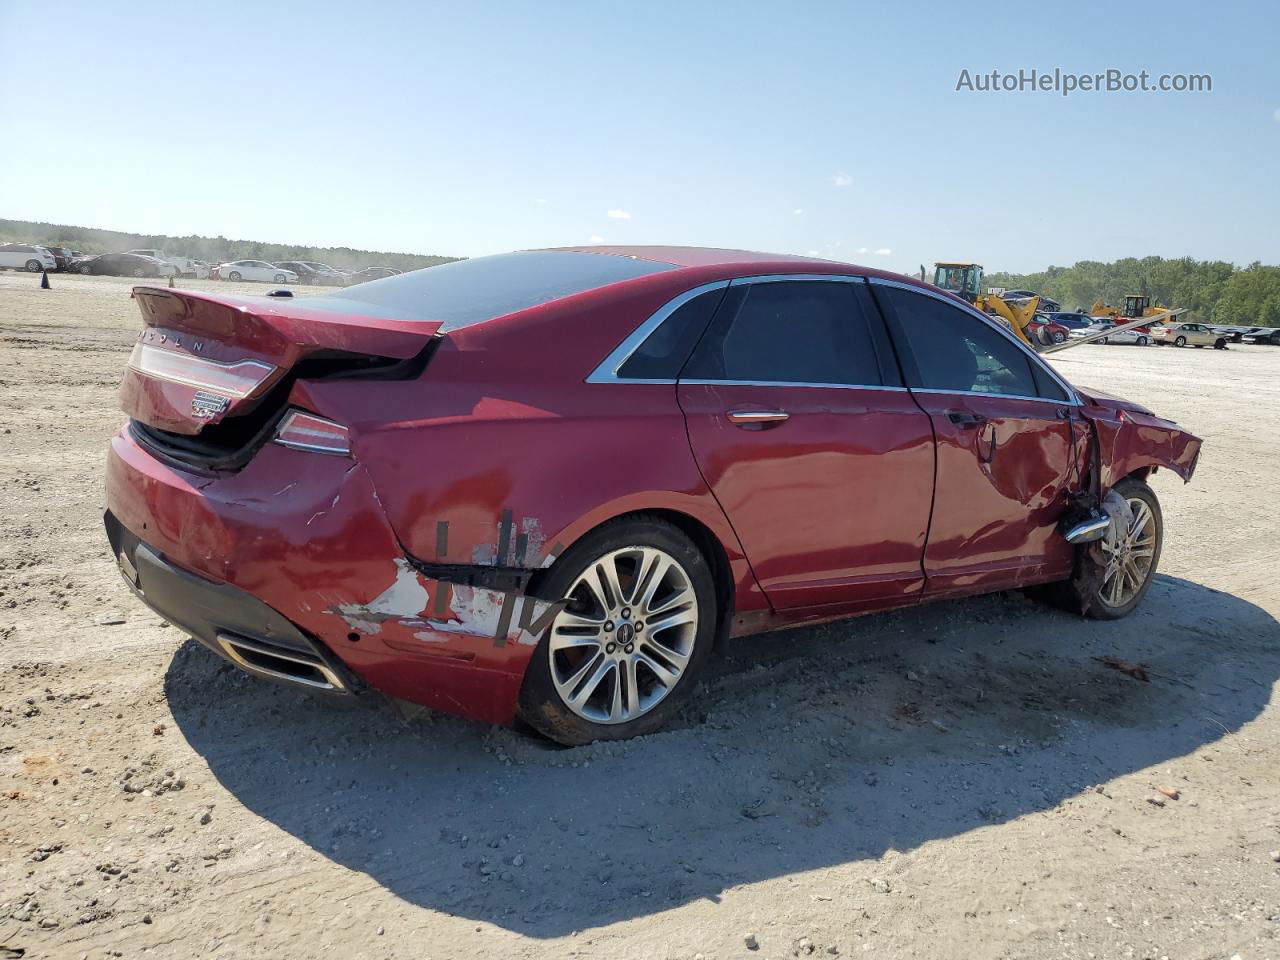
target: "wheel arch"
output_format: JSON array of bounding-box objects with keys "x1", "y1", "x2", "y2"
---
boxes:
[{"x1": 525, "y1": 506, "x2": 739, "y2": 652}]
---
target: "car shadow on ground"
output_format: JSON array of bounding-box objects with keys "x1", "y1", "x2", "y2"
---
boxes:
[{"x1": 166, "y1": 574, "x2": 1279, "y2": 937}]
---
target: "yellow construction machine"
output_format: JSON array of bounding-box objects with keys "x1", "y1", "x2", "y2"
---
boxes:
[
  {"x1": 1088, "y1": 294, "x2": 1168, "y2": 322},
  {"x1": 931, "y1": 262, "x2": 1042, "y2": 347}
]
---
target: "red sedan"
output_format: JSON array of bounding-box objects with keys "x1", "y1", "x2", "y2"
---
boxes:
[{"x1": 104, "y1": 247, "x2": 1202, "y2": 744}]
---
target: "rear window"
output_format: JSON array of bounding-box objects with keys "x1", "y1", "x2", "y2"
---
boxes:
[{"x1": 310, "y1": 251, "x2": 676, "y2": 330}]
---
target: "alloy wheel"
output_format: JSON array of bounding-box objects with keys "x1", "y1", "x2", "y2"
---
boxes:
[
  {"x1": 1097, "y1": 497, "x2": 1157, "y2": 608},
  {"x1": 548, "y1": 546, "x2": 699, "y2": 725}
]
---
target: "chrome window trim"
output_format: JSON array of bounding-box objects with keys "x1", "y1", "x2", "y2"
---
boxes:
[
  {"x1": 727, "y1": 273, "x2": 866, "y2": 286},
  {"x1": 585, "y1": 280, "x2": 731, "y2": 384},
  {"x1": 908, "y1": 387, "x2": 1067, "y2": 404},
  {"x1": 680, "y1": 379, "x2": 909, "y2": 393},
  {"x1": 866, "y1": 276, "x2": 1081, "y2": 406}
]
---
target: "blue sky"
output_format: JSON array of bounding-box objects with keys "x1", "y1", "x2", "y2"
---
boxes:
[{"x1": 1, "y1": 0, "x2": 1276, "y2": 274}]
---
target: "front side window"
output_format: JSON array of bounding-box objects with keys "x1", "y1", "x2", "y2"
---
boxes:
[
  {"x1": 877, "y1": 285, "x2": 1067, "y2": 401},
  {"x1": 682, "y1": 280, "x2": 883, "y2": 386}
]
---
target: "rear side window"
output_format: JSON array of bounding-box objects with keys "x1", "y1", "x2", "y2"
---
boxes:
[
  {"x1": 616, "y1": 287, "x2": 726, "y2": 379},
  {"x1": 313, "y1": 250, "x2": 677, "y2": 330},
  {"x1": 683, "y1": 280, "x2": 884, "y2": 386},
  {"x1": 877, "y1": 286, "x2": 1066, "y2": 400}
]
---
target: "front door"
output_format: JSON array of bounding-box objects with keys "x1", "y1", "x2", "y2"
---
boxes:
[
  {"x1": 871, "y1": 281, "x2": 1084, "y2": 596},
  {"x1": 678, "y1": 277, "x2": 936, "y2": 610}
]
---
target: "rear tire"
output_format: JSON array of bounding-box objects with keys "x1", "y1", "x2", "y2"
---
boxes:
[
  {"x1": 517, "y1": 516, "x2": 717, "y2": 745},
  {"x1": 132, "y1": 268, "x2": 146, "y2": 278},
  {"x1": 1031, "y1": 477, "x2": 1162, "y2": 621},
  {"x1": 1136, "y1": 336, "x2": 1148, "y2": 346},
  {"x1": 274, "y1": 273, "x2": 287, "y2": 283},
  {"x1": 78, "y1": 263, "x2": 93, "y2": 275}
]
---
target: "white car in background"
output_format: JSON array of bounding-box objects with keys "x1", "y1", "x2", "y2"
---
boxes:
[
  {"x1": 0, "y1": 243, "x2": 58, "y2": 272},
  {"x1": 216, "y1": 260, "x2": 298, "y2": 283},
  {"x1": 1067, "y1": 321, "x2": 1151, "y2": 346}
]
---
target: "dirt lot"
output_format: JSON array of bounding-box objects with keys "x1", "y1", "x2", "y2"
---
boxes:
[{"x1": 2, "y1": 271, "x2": 1278, "y2": 960}]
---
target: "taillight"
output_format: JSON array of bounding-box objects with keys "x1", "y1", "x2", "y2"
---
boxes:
[
  {"x1": 128, "y1": 342, "x2": 275, "y2": 398},
  {"x1": 273, "y1": 411, "x2": 351, "y2": 456}
]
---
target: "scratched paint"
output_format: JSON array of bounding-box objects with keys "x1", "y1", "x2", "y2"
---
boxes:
[{"x1": 333, "y1": 558, "x2": 430, "y2": 635}]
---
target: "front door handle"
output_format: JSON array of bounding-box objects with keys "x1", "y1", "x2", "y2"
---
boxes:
[{"x1": 727, "y1": 409, "x2": 789, "y2": 427}]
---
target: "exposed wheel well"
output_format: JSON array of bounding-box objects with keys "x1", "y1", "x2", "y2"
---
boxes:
[{"x1": 525, "y1": 509, "x2": 736, "y2": 651}]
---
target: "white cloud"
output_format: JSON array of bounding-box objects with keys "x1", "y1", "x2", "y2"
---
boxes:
[
  {"x1": 589, "y1": 235, "x2": 605, "y2": 243},
  {"x1": 857, "y1": 247, "x2": 869, "y2": 254},
  {"x1": 874, "y1": 248, "x2": 892, "y2": 256},
  {"x1": 793, "y1": 208, "x2": 804, "y2": 215},
  {"x1": 606, "y1": 209, "x2": 632, "y2": 220},
  {"x1": 832, "y1": 173, "x2": 853, "y2": 188}
]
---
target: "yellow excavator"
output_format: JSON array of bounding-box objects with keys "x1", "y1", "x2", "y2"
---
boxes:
[
  {"x1": 1088, "y1": 295, "x2": 1168, "y2": 321},
  {"x1": 930, "y1": 262, "x2": 1042, "y2": 347}
]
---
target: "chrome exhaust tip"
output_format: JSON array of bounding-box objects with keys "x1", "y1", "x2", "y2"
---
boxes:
[
  {"x1": 1062, "y1": 513, "x2": 1111, "y2": 545},
  {"x1": 215, "y1": 632, "x2": 348, "y2": 692}
]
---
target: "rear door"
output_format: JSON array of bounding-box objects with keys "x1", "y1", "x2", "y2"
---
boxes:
[
  {"x1": 677, "y1": 277, "x2": 935, "y2": 611},
  {"x1": 871, "y1": 281, "x2": 1084, "y2": 596}
]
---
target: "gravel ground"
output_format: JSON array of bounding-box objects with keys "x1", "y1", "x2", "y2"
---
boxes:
[{"x1": 2, "y1": 271, "x2": 1278, "y2": 960}]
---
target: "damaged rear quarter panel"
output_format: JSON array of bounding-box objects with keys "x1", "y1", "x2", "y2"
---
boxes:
[{"x1": 303, "y1": 292, "x2": 763, "y2": 616}]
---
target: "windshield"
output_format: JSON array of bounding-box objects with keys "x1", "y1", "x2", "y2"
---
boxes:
[{"x1": 310, "y1": 250, "x2": 676, "y2": 329}]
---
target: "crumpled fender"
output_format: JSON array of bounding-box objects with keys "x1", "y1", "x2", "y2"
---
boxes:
[{"x1": 1077, "y1": 387, "x2": 1202, "y2": 488}]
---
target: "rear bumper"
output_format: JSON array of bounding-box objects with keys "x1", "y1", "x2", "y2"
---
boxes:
[
  {"x1": 104, "y1": 428, "x2": 543, "y2": 725},
  {"x1": 105, "y1": 511, "x2": 356, "y2": 694}
]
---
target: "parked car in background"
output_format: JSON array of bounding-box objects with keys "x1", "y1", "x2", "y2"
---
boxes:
[
  {"x1": 1150, "y1": 322, "x2": 1227, "y2": 349},
  {"x1": 349, "y1": 266, "x2": 402, "y2": 283},
  {"x1": 275, "y1": 261, "x2": 349, "y2": 286},
  {"x1": 126, "y1": 249, "x2": 201, "y2": 278},
  {"x1": 1068, "y1": 322, "x2": 1150, "y2": 346},
  {"x1": 1241, "y1": 327, "x2": 1280, "y2": 346},
  {"x1": 76, "y1": 253, "x2": 179, "y2": 278},
  {"x1": 0, "y1": 243, "x2": 58, "y2": 273},
  {"x1": 216, "y1": 260, "x2": 298, "y2": 283},
  {"x1": 1027, "y1": 314, "x2": 1070, "y2": 344},
  {"x1": 1214, "y1": 325, "x2": 1267, "y2": 343},
  {"x1": 1047, "y1": 312, "x2": 1094, "y2": 330},
  {"x1": 40, "y1": 245, "x2": 74, "y2": 270},
  {"x1": 104, "y1": 246, "x2": 1202, "y2": 744}
]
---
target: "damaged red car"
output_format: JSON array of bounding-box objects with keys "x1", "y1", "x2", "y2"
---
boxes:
[{"x1": 104, "y1": 247, "x2": 1202, "y2": 744}]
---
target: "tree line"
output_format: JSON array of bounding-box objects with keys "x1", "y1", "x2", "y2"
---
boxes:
[
  {"x1": 986, "y1": 256, "x2": 1280, "y2": 326},
  {"x1": 0, "y1": 219, "x2": 460, "y2": 274}
]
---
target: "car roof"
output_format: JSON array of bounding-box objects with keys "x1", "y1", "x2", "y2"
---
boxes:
[{"x1": 540, "y1": 245, "x2": 833, "y2": 269}]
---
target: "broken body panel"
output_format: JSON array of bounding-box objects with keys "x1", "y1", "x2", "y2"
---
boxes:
[{"x1": 104, "y1": 251, "x2": 1202, "y2": 727}]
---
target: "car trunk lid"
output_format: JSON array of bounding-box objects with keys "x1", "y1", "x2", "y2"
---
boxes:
[{"x1": 120, "y1": 287, "x2": 441, "y2": 436}]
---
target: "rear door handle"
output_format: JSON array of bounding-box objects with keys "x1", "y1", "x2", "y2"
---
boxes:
[
  {"x1": 727, "y1": 409, "x2": 789, "y2": 426},
  {"x1": 947, "y1": 411, "x2": 988, "y2": 427}
]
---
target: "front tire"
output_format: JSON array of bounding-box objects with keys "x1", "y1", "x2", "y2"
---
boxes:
[
  {"x1": 1034, "y1": 477, "x2": 1162, "y2": 620},
  {"x1": 1214, "y1": 338, "x2": 1227, "y2": 350},
  {"x1": 1174, "y1": 335, "x2": 1187, "y2": 347},
  {"x1": 228, "y1": 271, "x2": 242, "y2": 281},
  {"x1": 274, "y1": 273, "x2": 287, "y2": 283},
  {"x1": 25, "y1": 259, "x2": 42, "y2": 272},
  {"x1": 518, "y1": 516, "x2": 717, "y2": 745}
]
